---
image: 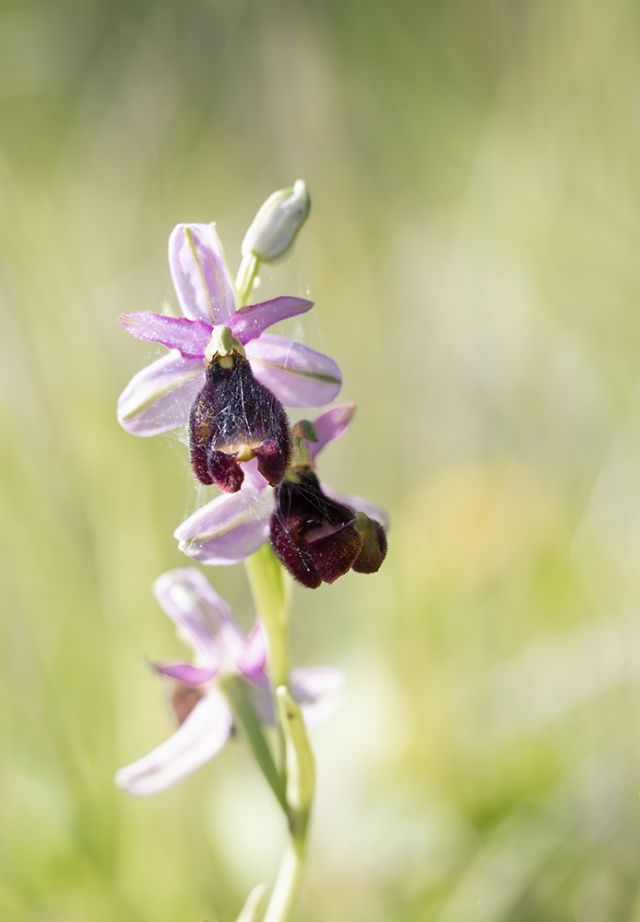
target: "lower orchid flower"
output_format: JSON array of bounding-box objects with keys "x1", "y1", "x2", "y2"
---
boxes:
[
  {"x1": 117, "y1": 223, "x2": 342, "y2": 491},
  {"x1": 115, "y1": 568, "x2": 343, "y2": 796},
  {"x1": 174, "y1": 405, "x2": 389, "y2": 588}
]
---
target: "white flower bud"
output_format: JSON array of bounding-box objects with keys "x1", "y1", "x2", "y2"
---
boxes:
[{"x1": 241, "y1": 179, "x2": 310, "y2": 262}]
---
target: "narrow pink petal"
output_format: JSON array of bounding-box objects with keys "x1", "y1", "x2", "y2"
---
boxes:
[
  {"x1": 290, "y1": 667, "x2": 345, "y2": 700},
  {"x1": 115, "y1": 691, "x2": 232, "y2": 796},
  {"x1": 117, "y1": 352, "x2": 204, "y2": 436},
  {"x1": 153, "y1": 569, "x2": 244, "y2": 662},
  {"x1": 236, "y1": 621, "x2": 267, "y2": 680},
  {"x1": 309, "y1": 403, "x2": 357, "y2": 459},
  {"x1": 153, "y1": 662, "x2": 218, "y2": 686},
  {"x1": 323, "y1": 486, "x2": 390, "y2": 531},
  {"x1": 119, "y1": 312, "x2": 211, "y2": 359},
  {"x1": 174, "y1": 487, "x2": 274, "y2": 565},
  {"x1": 290, "y1": 667, "x2": 345, "y2": 727},
  {"x1": 245, "y1": 334, "x2": 341, "y2": 407},
  {"x1": 169, "y1": 223, "x2": 236, "y2": 324},
  {"x1": 229, "y1": 297, "x2": 313, "y2": 344}
]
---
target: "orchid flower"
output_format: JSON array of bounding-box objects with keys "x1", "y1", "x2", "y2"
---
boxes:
[
  {"x1": 117, "y1": 223, "x2": 341, "y2": 491},
  {"x1": 174, "y1": 404, "x2": 389, "y2": 587},
  {"x1": 115, "y1": 568, "x2": 343, "y2": 796}
]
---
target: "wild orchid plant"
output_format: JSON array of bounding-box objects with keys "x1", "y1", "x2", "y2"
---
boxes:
[{"x1": 115, "y1": 181, "x2": 388, "y2": 922}]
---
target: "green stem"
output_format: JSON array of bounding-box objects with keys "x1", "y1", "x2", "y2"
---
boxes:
[
  {"x1": 243, "y1": 547, "x2": 315, "y2": 922},
  {"x1": 245, "y1": 545, "x2": 290, "y2": 689},
  {"x1": 262, "y1": 839, "x2": 307, "y2": 922},
  {"x1": 236, "y1": 250, "x2": 314, "y2": 920},
  {"x1": 224, "y1": 676, "x2": 287, "y2": 814}
]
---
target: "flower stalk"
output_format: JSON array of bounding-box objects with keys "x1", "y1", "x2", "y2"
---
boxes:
[
  {"x1": 223, "y1": 675, "x2": 287, "y2": 814},
  {"x1": 237, "y1": 234, "x2": 316, "y2": 921},
  {"x1": 244, "y1": 546, "x2": 315, "y2": 922}
]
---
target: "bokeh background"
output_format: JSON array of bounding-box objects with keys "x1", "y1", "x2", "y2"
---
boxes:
[{"x1": 3, "y1": 1, "x2": 640, "y2": 919}]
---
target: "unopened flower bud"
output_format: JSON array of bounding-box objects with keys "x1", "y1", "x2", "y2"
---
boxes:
[{"x1": 241, "y1": 180, "x2": 310, "y2": 262}]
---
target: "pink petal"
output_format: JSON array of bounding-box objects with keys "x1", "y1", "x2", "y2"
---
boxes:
[
  {"x1": 153, "y1": 662, "x2": 218, "y2": 686},
  {"x1": 153, "y1": 569, "x2": 244, "y2": 663},
  {"x1": 229, "y1": 297, "x2": 313, "y2": 344},
  {"x1": 119, "y1": 312, "x2": 211, "y2": 359},
  {"x1": 290, "y1": 667, "x2": 345, "y2": 726},
  {"x1": 309, "y1": 403, "x2": 357, "y2": 459},
  {"x1": 245, "y1": 334, "x2": 341, "y2": 408},
  {"x1": 174, "y1": 487, "x2": 274, "y2": 565},
  {"x1": 323, "y1": 486, "x2": 390, "y2": 531},
  {"x1": 117, "y1": 352, "x2": 204, "y2": 436},
  {"x1": 115, "y1": 691, "x2": 232, "y2": 796},
  {"x1": 236, "y1": 621, "x2": 267, "y2": 681},
  {"x1": 290, "y1": 667, "x2": 345, "y2": 700},
  {"x1": 168, "y1": 223, "x2": 236, "y2": 324}
]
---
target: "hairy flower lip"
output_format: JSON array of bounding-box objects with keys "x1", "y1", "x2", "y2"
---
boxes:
[
  {"x1": 115, "y1": 568, "x2": 344, "y2": 796},
  {"x1": 189, "y1": 353, "x2": 291, "y2": 491},
  {"x1": 270, "y1": 470, "x2": 377, "y2": 589}
]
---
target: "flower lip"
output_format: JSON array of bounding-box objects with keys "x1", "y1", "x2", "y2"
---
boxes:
[
  {"x1": 270, "y1": 470, "x2": 367, "y2": 588},
  {"x1": 189, "y1": 352, "x2": 291, "y2": 491}
]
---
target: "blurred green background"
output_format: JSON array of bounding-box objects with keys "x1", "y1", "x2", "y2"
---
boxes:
[{"x1": 3, "y1": 0, "x2": 640, "y2": 919}]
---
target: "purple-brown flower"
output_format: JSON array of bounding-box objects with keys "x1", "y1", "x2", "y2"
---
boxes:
[
  {"x1": 117, "y1": 223, "x2": 341, "y2": 490},
  {"x1": 174, "y1": 404, "x2": 389, "y2": 586},
  {"x1": 115, "y1": 569, "x2": 343, "y2": 796}
]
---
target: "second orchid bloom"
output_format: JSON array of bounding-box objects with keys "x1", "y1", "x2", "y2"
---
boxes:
[{"x1": 176, "y1": 403, "x2": 388, "y2": 587}]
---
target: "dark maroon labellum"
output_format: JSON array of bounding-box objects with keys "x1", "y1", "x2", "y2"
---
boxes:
[
  {"x1": 171, "y1": 683, "x2": 204, "y2": 725},
  {"x1": 270, "y1": 470, "x2": 387, "y2": 588},
  {"x1": 189, "y1": 353, "x2": 291, "y2": 492}
]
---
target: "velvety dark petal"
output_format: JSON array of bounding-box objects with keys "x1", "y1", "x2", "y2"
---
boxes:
[
  {"x1": 270, "y1": 511, "x2": 322, "y2": 588},
  {"x1": 189, "y1": 354, "x2": 290, "y2": 491},
  {"x1": 352, "y1": 515, "x2": 388, "y2": 574},
  {"x1": 306, "y1": 520, "x2": 363, "y2": 584},
  {"x1": 270, "y1": 471, "x2": 363, "y2": 588},
  {"x1": 206, "y1": 448, "x2": 246, "y2": 492}
]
